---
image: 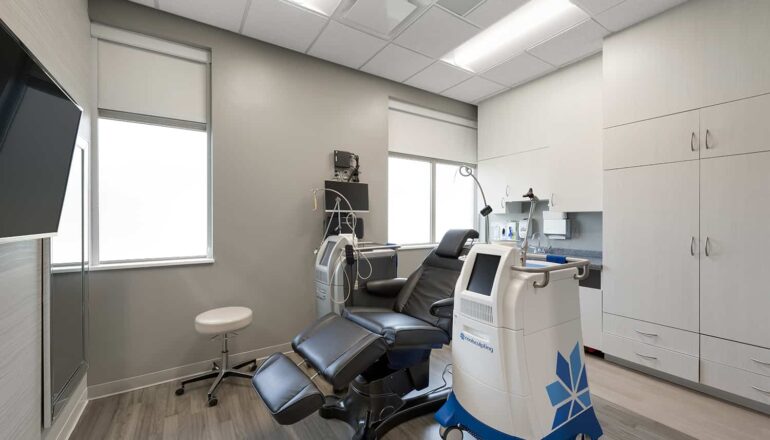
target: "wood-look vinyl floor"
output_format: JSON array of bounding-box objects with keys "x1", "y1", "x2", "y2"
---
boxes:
[{"x1": 72, "y1": 350, "x2": 698, "y2": 440}]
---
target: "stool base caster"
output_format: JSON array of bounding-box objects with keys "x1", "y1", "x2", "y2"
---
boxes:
[
  {"x1": 175, "y1": 388, "x2": 184, "y2": 396},
  {"x1": 207, "y1": 397, "x2": 218, "y2": 407}
]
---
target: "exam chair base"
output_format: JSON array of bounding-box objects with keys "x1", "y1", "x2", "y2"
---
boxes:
[{"x1": 318, "y1": 357, "x2": 449, "y2": 440}]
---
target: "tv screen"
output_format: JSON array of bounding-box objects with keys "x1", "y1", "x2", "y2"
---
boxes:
[
  {"x1": 467, "y1": 253, "x2": 501, "y2": 296},
  {"x1": 0, "y1": 23, "x2": 82, "y2": 241}
]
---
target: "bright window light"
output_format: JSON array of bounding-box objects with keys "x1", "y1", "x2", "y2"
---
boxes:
[
  {"x1": 435, "y1": 163, "x2": 475, "y2": 241},
  {"x1": 388, "y1": 156, "x2": 431, "y2": 244},
  {"x1": 98, "y1": 118, "x2": 209, "y2": 262},
  {"x1": 442, "y1": 0, "x2": 588, "y2": 73},
  {"x1": 287, "y1": 0, "x2": 343, "y2": 16}
]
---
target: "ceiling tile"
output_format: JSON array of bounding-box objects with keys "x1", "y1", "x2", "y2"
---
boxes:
[
  {"x1": 438, "y1": 0, "x2": 485, "y2": 17},
  {"x1": 394, "y1": 6, "x2": 479, "y2": 58},
  {"x1": 158, "y1": 0, "x2": 249, "y2": 32},
  {"x1": 571, "y1": 0, "x2": 625, "y2": 16},
  {"x1": 595, "y1": 0, "x2": 687, "y2": 32},
  {"x1": 343, "y1": 0, "x2": 417, "y2": 36},
  {"x1": 308, "y1": 21, "x2": 388, "y2": 69},
  {"x1": 405, "y1": 61, "x2": 473, "y2": 93},
  {"x1": 527, "y1": 19, "x2": 609, "y2": 66},
  {"x1": 361, "y1": 44, "x2": 433, "y2": 82},
  {"x1": 442, "y1": 76, "x2": 506, "y2": 103},
  {"x1": 465, "y1": 0, "x2": 528, "y2": 28},
  {"x1": 242, "y1": 0, "x2": 328, "y2": 53},
  {"x1": 128, "y1": 0, "x2": 156, "y2": 7},
  {"x1": 481, "y1": 52, "x2": 554, "y2": 87}
]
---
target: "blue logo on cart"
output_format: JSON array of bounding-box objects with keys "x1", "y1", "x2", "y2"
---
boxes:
[
  {"x1": 459, "y1": 332, "x2": 493, "y2": 353},
  {"x1": 545, "y1": 343, "x2": 592, "y2": 430}
]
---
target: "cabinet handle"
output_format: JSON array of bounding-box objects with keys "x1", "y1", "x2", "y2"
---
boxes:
[
  {"x1": 505, "y1": 185, "x2": 510, "y2": 197},
  {"x1": 690, "y1": 236, "x2": 696, "y2": 256},
  {"x1": 705, "y1": 237, "x2": 711, "y2": 257},
  {"x1": 635, "y1": 352, "x2": 658, "y2": 360},
  {"x1": 500, "y1": 197, "x2": 505, "y2": 209},
  {"x1": 705, "y1": 129, "x2": 712, "y2": 149},
  {"x1": 751, "y1": 358, "x2": 770, "y2": 367},
  {"x1": 635, "y1": 329, "x2": 659, "y2": 338},
  {"x1": 691, "y1": 132, "x2": 697, "y2": 151},
  {"x1": 751, "y1": 386, "x2": 770, "y2": 395}
]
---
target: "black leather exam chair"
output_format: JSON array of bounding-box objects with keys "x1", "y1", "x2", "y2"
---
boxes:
[{"x1": 252, "y1": 229, "x2": 478, "y2": 440}]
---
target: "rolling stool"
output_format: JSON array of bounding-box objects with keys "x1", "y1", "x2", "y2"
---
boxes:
[{"x1": 175, "y1": 306, "x2": 257, "y2": 406}]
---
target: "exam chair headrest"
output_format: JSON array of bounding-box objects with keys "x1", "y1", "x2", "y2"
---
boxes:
[{"x1": 435, "y1": 229, "x2": 479, "y2": 259}]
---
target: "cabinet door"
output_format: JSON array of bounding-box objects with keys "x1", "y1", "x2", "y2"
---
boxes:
[
  {"x1": 505, "y1": 147, "x2": 551, "y2": 203},
  {"x1": 700, "y1": 0, "x2": 770, "y2": 107},
  {"x1": 477, "y1": 156, "x2": 511, "y2": 213},
  {"x1": 701, "y1": 153, "x2": 770, "y2": 348},
  {"x1": 700, "y1": 94, "x2": 770, "y2": 159},
  {"x1": 603, "y1": 1, "x2": 703, "y2": 127},
  {"x1": 603, "y1": 162, "x2": 699, "y2": 332},
  {"x1": 604, "y1": 110, "x2": 700, "y2": 170},
  {"x1": 579, "y1": 287, "x2": 602, "y2": 350}
]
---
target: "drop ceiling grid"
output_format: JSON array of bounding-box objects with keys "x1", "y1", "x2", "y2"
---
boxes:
[{"x1": 134, "y1": 0, "x2": 690, "y2": 103}]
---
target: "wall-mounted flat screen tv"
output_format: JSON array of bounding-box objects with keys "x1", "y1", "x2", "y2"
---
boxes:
[{"x1": 0, "y1": 22, "x2": 83, "y2": 242}]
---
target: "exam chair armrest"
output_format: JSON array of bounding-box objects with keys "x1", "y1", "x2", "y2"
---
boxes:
[
  {"x1": 430, "y1": 298, "x2": 454, "y2": 319},
  {"x1": 365, "y1": 278, "x2": 407, "y2": 298}
]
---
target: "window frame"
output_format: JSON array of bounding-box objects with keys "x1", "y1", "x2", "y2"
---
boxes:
[
  {"x1": 91, "y1": 110, "x2": 214, "y2": 271},
  {"x1": 388, "y1": 152, "x2": 477, "y2": 247}
]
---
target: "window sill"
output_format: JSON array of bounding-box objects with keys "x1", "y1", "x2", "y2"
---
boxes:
[
  {"x1": 398, "y1": 244, "x2": 438, "y2": 251},
  {"x1": 90, "y1": 257, "x2": 215, "y2": 272},
  {"x1": 51, "y1": 265, "x2": 87, "y2": 274}
]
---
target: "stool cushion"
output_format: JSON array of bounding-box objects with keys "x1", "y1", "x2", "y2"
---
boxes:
[{"x1": 195, "y1": 306, "x2": 253, "y2": 335}]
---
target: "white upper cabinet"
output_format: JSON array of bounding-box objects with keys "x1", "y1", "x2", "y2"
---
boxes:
[
  {"x1": 478, "y1": 56, "x2": 602, "y2": 212},
  {"x1": 603, "y1": 161, "x2": 700, "y2": 332},
  {"x1": 603, "y1": 1, "x2": 702, "y2": 127},
  {"x1": 700, "y1": 94, "x2": 770, "y2": 159},
  {"x1": 700, "y1": 152, "x2": 770, "y2": 349},
  {"x1": 699, "y1": 0, "x2": 770, "y2": 107},
  {"x1": 604, "y1": 110, "x2": 699, "y2": 169},
  {"x1": 477, "y1": 155, "x2": 513, "y2": 214},
  {"x1": 605, "y1": 0, "x2": 770, "y2": 128}
]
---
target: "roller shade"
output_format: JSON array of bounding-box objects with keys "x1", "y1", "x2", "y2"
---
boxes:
[
  {"x1": 97, "y1": 40, "x2": 208, "y2": 124},
  {"x1": 388, "y1": 101, "x2": 477, "y2": 164}
]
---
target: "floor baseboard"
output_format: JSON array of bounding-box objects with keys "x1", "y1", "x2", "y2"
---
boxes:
[{"x1": 87, "y1": 342, "x2": 291, "y2": 400}]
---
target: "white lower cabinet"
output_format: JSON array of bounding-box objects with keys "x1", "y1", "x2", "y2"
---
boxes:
[
  {"x1": 579, "y1": 287, "x2": 602, "y2": 350},
  {"x1": 701, "y1": 360, "x2": 770, "y2": 406},
  {"x1": 603, "y1": 333, "x2": 699, "y2": 382},
  {"x1": 603, "y1": 313, "x2": 698, "y2": 357}
]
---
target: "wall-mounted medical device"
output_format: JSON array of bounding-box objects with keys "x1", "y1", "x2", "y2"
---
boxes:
[
  {"x1": 324, "y1": 180, "x2": 369, "y2": 212},
  {"x1": 543, "y1": 211, "x2": 571, "y2": 240}
]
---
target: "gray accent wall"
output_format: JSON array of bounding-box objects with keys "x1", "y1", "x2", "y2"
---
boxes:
[
  {"x1": 0, "y1": 0, "x2": 93, "y2": 438},
  {"x1": 87, "y1": 0, "x2": 476, "y2": 387}
]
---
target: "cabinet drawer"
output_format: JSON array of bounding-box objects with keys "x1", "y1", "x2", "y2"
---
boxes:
[
  {"x1": 701, "y1": 359, "x2": 770, "y2": 406},
  {"x1": 604, "y1": 110, "x2": 699, "y2": 170},
  {"x1": 701, "y1": 93, "x2": 770, "y2": 158},
  {"x1": 603, "y1": 313, "x2": 698, "y2": 356},
  {"x1": 603, "y1": 333, "x2": 699, "y2": 382},
  {"x1": 701, "y1": 335, "x2": 770, "y2": 378}
]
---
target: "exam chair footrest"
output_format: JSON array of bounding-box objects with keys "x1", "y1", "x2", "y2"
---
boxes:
[{"x1": 251, "y1": 353, "x2": 324, "y2": 425}]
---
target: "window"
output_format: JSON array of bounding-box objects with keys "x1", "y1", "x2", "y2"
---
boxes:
[
  {"x1": 97, "y1": 118, "x2": 209, "y2": 263},
  {"x1": 93, "y1": 25, "x2": 211, "y2": 268},
  {"x1": 388, "y1": 154, "x2": 476, "y2": 245}
]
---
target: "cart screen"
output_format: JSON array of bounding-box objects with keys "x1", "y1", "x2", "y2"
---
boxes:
[{"x1": 467, "y1": 253, "x2": 501, "y2": 296}]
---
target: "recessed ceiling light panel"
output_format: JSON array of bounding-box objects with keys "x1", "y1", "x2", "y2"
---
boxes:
[
  {"x1": 286, "y1": 0, "x2": 343, "y2": 16},
  {"x1": 442, "y1": 0, "x2": 588, "y2": 72}
]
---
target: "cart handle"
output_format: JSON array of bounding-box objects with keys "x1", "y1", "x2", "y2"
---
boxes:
[{"x1": 510, "y1": 255, "x2": 591, "y2": 288}]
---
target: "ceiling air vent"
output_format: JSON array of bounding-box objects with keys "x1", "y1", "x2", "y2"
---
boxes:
[{"x1": 343, "y1": 0, "x2": 418, "y2": 36}]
